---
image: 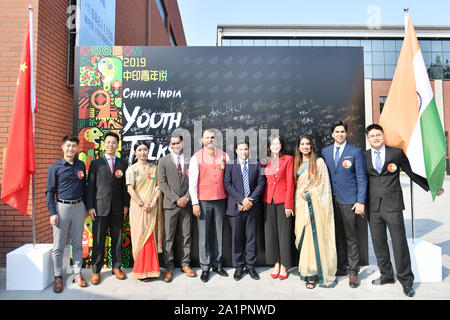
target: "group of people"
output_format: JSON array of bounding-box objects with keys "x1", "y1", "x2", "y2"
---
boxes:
[{"x1": 46, "y1": 120, "x2": 444, "y2": 298}]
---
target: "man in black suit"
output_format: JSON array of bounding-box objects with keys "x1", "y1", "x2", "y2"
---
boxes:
[
  {"x1": 365, "y1": 124, "x2": 444, "y2": 297},
  {"x1": 224, "y1": 140, "x2": 266, "y2": 281},
  {"x1": 87, "y1": 132, "x2": 130, "y2": 285}
]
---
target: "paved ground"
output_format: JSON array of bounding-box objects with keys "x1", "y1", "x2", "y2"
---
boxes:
[{"x1": 1, "y1": 173, "x2": 449, "y2": 301}]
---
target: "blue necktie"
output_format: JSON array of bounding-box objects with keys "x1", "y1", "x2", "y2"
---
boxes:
[
  {"x1": 243, "y1": 161, "x2": 250, "y2": 197},
  {"x1": 375, "y1": 151, "x2": 382, "y2": 174},
  {"x1": 334, "y1": 146, "x2": 340, "y2": 168}
]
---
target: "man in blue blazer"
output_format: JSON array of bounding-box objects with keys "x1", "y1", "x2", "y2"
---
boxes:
[
  {"x1": 322, "y1": 120, "x2": 368, "y2": 288},
  {"x1": 224, "y1": 140, "x2": 266, "y2": 281}
]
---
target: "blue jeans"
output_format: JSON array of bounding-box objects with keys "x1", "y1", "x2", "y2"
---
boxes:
[{"x1": 197, "y1": 199, "x2": 226, "y2": 271}]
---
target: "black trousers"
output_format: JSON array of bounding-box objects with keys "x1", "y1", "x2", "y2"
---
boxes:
[
  {"x1": 91, "y1": 213, "x2": 123, "y2": 273},
  {"x1": 263, "y1": 202, "x2": 293, "y2": 267},
  {"x1": 369, "y1": 199, "x2": 414, "y2": 287},
  {"x1": 333, "y1": 195, "x2": 360, "y2": 275},
  {"x1": 229, "y1": 212, "x2": 257, "y2": 269}
]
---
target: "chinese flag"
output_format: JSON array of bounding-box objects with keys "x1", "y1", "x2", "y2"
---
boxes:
[{"x1": 1, "y1": 23, "x2": 36, "y2": 215}]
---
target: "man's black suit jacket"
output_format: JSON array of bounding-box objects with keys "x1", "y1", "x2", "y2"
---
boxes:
[
  {"x1": 87, "y1": 156, "x2": 130, "y2": 216},
  {"x1": 365, "y1": 145, "x2": 429, "y2": 212}
]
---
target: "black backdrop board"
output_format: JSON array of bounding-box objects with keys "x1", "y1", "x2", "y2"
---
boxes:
[{"x1": 74, "y1": 46, "x2": 367, "y2": 269}]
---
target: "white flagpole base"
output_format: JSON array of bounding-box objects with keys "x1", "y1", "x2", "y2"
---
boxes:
[
  {"x1": 389, "y1": 238, "x2": 442, "y2": 283},
  {"x1": 6, "y1": 243, "x2": 54, "y2": 291}
]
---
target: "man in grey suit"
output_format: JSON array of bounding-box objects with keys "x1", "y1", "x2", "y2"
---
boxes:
[{"x1": 158, "y1": 134, "x2": 196, "y2": 282}]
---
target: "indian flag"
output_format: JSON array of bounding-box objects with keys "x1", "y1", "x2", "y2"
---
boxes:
[{"x1": 379, "y1": 14, "x2": 446, "y2": 200}]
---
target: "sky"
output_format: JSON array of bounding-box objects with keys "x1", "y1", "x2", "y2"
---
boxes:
[{"x1": 178, "y1": 0, "x2": 450, "y2": 46}]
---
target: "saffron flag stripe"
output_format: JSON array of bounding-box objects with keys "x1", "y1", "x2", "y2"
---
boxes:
[{"x1": 379, "y1": 15, "x2": 446, "y2": 200}]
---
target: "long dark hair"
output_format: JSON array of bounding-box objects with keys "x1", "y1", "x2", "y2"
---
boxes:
[{"x1": 294, "y1": 135, "x2": 317, "y2": 179}]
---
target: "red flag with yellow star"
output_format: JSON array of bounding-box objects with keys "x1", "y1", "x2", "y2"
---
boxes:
[{"x1": 1, "y1": 23, "x2": 36, "y2": 215}]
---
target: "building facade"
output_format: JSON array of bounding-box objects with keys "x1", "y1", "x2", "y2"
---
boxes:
[
  {"x1": 217, "y1": 24, "x2": 450, "y2": 164},
  {"x1": 0, "y1": 0, "x2": 186, "y2": 266}
]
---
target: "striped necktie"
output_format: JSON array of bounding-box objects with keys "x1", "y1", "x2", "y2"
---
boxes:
[{"x1": 243, "y1": 161, "x2": 250, "y2": 197}]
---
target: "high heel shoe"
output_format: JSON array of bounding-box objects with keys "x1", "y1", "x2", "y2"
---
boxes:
[
  {"x1": 279, "y1": 271, "x2": 289, "y2": 280},
  {"x1": 270, "y1": 271, "x2": 280, "y2": 279}
]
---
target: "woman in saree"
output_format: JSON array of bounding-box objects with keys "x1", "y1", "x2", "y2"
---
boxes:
[
  {"x1": 294, "y1": 136, "x2": 337, "y2": 289},
  {"x1": 126, "y1": 140, "x2": 163, "y2": 281}
]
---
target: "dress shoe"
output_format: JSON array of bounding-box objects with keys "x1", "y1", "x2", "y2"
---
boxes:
[
  {"x1": 200, "y1": 270, "x2": 209, "y2": 283},
  {"x1": 234, "y1": 268, "x2": 244, "y2": 281},
  {"x1": 90, "y1": 273, "x2": 100, "y2": 285},
  {"x1": 247, "y1": 268, "x2": 260, "y2": 280},
  {"x1": 181, "y1": 266, "x2": 196, "y2": 277},
  {"x1": 163, "y1": 269, "x2": 173, "y2": 283},
  {"x1": 335, "y1": 269, "x2": 348, "y2": 277},
  {"x1": 403, "y1": 286, "x2": 416, "y2": 297},
  {"x1": 53, "y1": 277, "x2": 63, "y2": 293},
  {"x1": 112, "y1": 268, "x2": 126, "y2": 280},
  {"x1": 270, "y1": 270, "x2": 280, "y2": 279},
  {"x1": 372, "y1": 277, "x2": 395, "y2": 285},
  {"x1": 349, "y1": 274, "x2": 359, "y2": 288},
  {"x1": 212, "y1": 267, "x2": 229, "y2": 277},
  {"x1": 72, "y1": 274, "x2": 87, "y2": 287}
]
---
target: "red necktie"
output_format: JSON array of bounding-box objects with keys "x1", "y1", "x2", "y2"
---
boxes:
[
  {"x1": 177, "y1": 156, "x2": 182, "y2": 182},
  {"x1": 109, "y1": 157, "x2": 114, "y2": 173}
]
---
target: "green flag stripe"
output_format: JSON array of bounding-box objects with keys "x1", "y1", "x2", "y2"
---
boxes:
[{"x1": 420, "y1": 97, "x2": 447, "y2": 199}]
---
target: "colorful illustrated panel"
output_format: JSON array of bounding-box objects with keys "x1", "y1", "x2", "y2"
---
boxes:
[{"x1": 75, "y1": 46, "x2": 133, "y2": 268}]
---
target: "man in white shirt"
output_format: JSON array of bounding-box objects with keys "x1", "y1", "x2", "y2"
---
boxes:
[{"x1": 189, "y1": 129, "x2": 230, "y2": 282}]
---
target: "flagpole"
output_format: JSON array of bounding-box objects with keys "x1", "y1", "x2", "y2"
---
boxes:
[
  {"x1": 29, "y1": 5, "x2": 37, "y2": 248},
  {"x1": 404, "y1": 7, "x2": 416, "y2": 243}
]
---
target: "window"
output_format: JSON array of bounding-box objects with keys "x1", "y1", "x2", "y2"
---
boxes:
[
  {"x1": 66, "y1": 0, "x2": 77, "y2": 89},
  {"x1": 383, "y1": 40, "x2": 396, "y2": 52},
  {"x1": 156, "y1": 0, "x2": 167, "y2": 26},
  {"x1": 300, "y1": 39, "x2": 312, "y2": 46},
  {"x1": 336, "y1": 39, "x2": 349, "y2": 46},
  {"x1": 312, "y1": 39, "x2": 324, "y2": 46},
  {"x1": 254, "y1": 39, "x2": 266, "y2": 46},
  {"x1": 379, "y1": 96, "x2": 387, "y2": 113},
  {"x1": 169, "y1": 27, "x2": 176, "y2": 46}
]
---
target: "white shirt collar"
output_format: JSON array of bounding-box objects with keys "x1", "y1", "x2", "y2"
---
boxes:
[
  {"x1": 334, "y1": 141, "x2": 346, "y2": 151},
  {"x1": 169, "y1": 147, "x2": 184, "y2": 160},
  {"x1": 371, "y1": 144, "x2": 386, "y2": 154},
  {"x1": 238, "y1": 157, "x2": 249, "y2": 165}
]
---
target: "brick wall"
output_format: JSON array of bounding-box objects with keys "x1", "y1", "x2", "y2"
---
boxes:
[
  {"x1": 0, "y1": 0, "x2": 39, "y2": 266},
  {"x1": 115, "y1": 0, "x2": 149, "y2": 45},
  {"x1": 0, "y1": 0, "x2": 73, "y2": 266},
  {"x1": 115, "y1": 0, "x2": 186, "y2": 46}
]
